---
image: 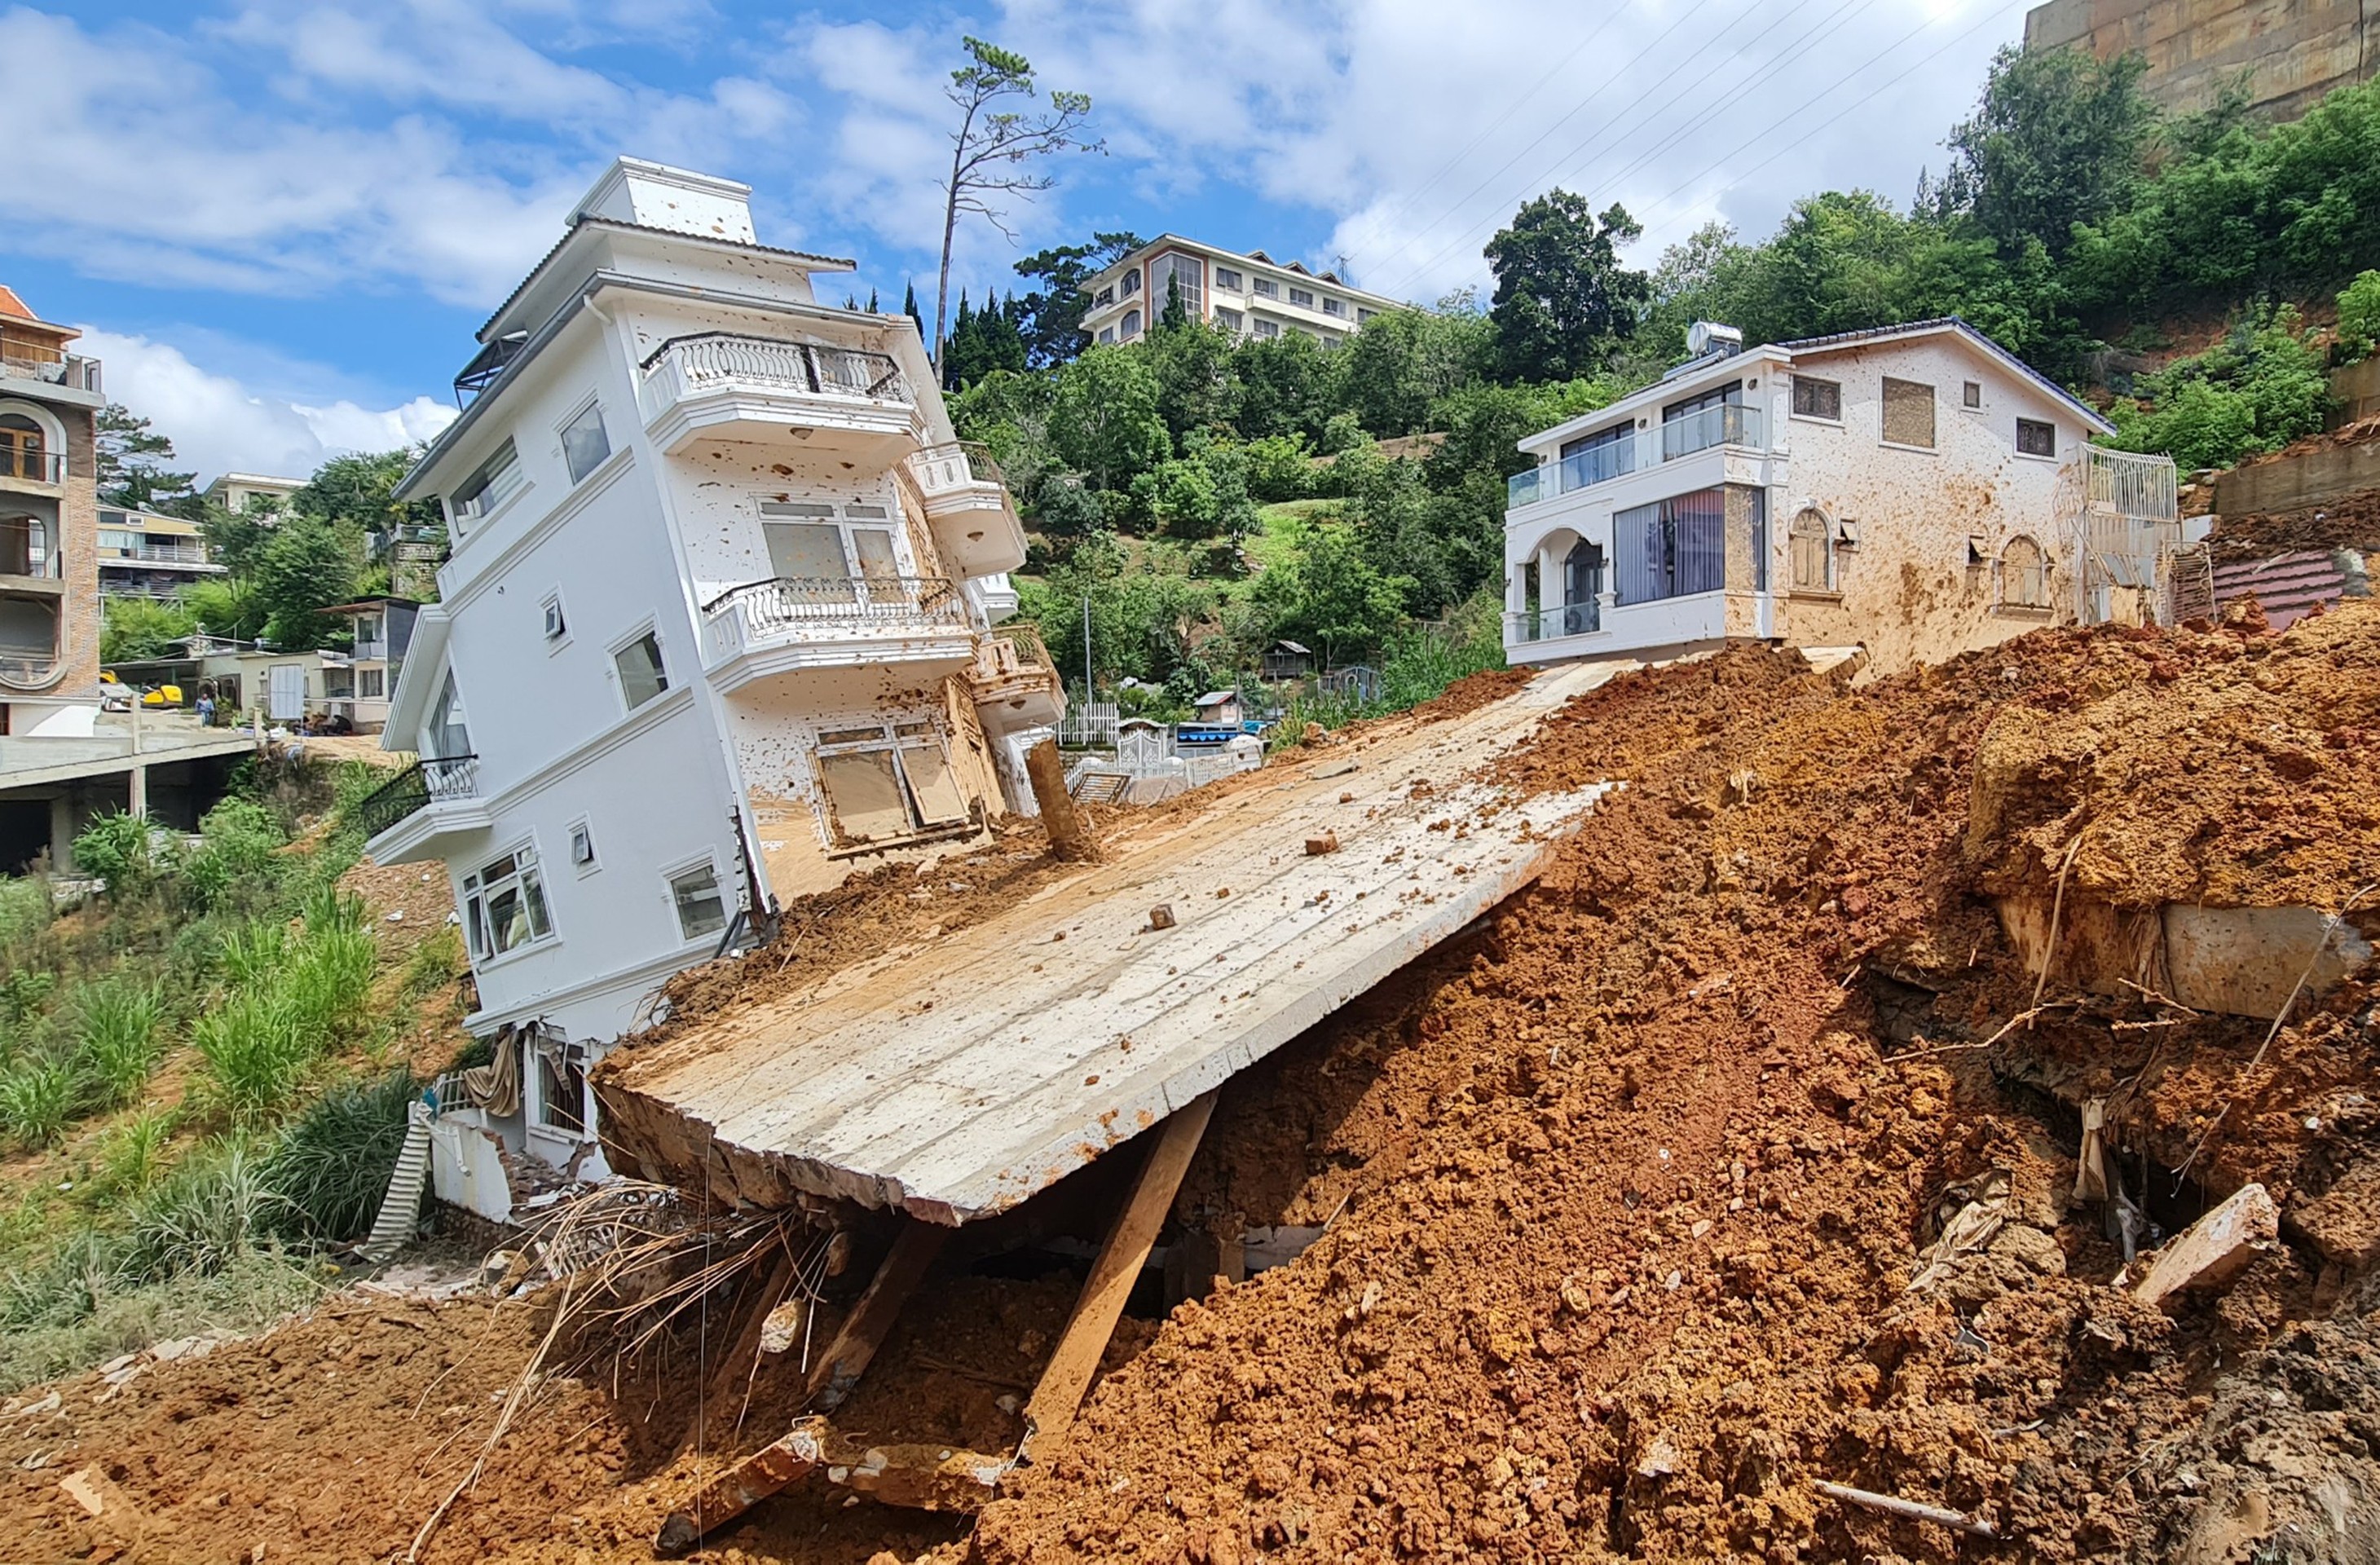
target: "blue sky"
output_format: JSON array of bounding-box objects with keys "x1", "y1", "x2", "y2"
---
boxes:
[{"x1": 5, "y1": 0, "x2": 2032, "y2": 482}]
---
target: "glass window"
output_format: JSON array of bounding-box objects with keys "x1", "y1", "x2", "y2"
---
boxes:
[
  {"x1": 541, "y1": 595, "x2": 566, "y2": 641},
  {"x1": 614, "y1": 631, "x2": 668, "y2": 709},
  {"x1": 561, "y1": 403, "x2": 610, "y2": 483},
  {"x1": 1214, "y1": 267, "x2": 1242, "y2": 290},
  {"x1": 1251, "y1": 277, "x2": 1279, "y2": 299},
  {"x1": 1121, "y1": 269, "x2": 1141, "y2": 297},
  {"x1": 1357, "y1": 308, "x2": 1377, "y2": 324},
  {"x1": 1099, "y1": 327, "x2": 1116, "y2": 344},
  {"x1": 1121, "y1": 309, "x2": 1142, "y2": 338},
  {"x1": 1963, "y1": 381, "x2": 1983, "y2": 409},
  {"x1": 1792, "y1": 377, "x2": 1841, "y2": 421},
  {"x1": 1214, "y1": 308, "x2": 1243, "y2": 333},
  {"x1": 569, "y1": 821, "x2": 597, "y2": 868},
  {"x1": 358, "y1": 667, "x2": 386, "y2": 699},
  {"x1": 1322, "y1": 297, "x2": 1344, "y2": 316},
  {"x1": 1095, "y1": 286, "x2": 1114, "y2": 306},
  {"x1": 99, "y1": 528, "x2": 139, "y2": 553},
  {"x1": 451, "y1": 439, "x2": 524, "y2": 526},
  {"x1": 1150, "y1": 253, "x2": 1205, "y2": 318},
  {"x1": 1881, "y1": 377, "x2": 1936, "y2": 448},
  {"x1": 1614, "y1": 487, "x2": 1728, "y2": 604},
  {"x1": 462, "y1": 845, "x2": 553, "y2": 958},
  {"x1": 2016, "y1": 418, "x2": 2056, "y2": 457},
  {"x1": 425, "y1": 669, "x2": 471, "y2": 757},
  {"x1": 1288, "y1": 287, "x2": 1315, "y2": 309},
  {"x1": 535, "y1": 1036, "x2": 585, "y2": 1133},
  {"x1": 1252, "y1": 319, "x2": 1280, "y2": 338},
  {"x1": 670, "y1": 862, "x2": 729, "y2": 940}
]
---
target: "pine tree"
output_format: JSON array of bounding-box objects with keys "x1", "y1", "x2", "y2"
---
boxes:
[
  {"x1": 903, "y1": 282, "x2": 924, "y2": 340},
  {"x1": 95, "y1": 403, "x2": 199, "y2": 513},
  {"x1": 867, "y1": 288, "x2": 881, "y2": 314}
]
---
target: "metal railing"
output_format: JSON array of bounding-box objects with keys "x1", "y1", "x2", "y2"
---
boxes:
[
  {"x1": 701, "y1": 575, "x2": 965, "y2": 659},
  {"x1": 0, "y1": 349, "x2": 102, "y2": 394},
  {"x1": 1505, "y1": 600, "x2": 1604, "y2": 643},
  {"x1": 1507, "y1": 403, "x2": 1767, "y2": 510},
  {"x1": 119, "y1": 543, "x2": 209, "y2": 564},
  {"x1": 641, "y1": 333, "x2": 911, "y2": 405},
  {"x1": 352, "y1": 637, "x2": 390, "y2": 661},
  {"x1": 355, "y1": 754, "x2": 480, "y2": 840},
  {"x1": 972, "y1": 626, "x2": 1056, "y2": 684},
  {"x1": 1, "y1": 447, "x2": 63, "y2": 484},
  {"x1": 908, "y1": 441, "x2": 1007, "y2": 496}
]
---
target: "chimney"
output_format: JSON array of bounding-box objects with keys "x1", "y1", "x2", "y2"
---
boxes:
[{"x1": 571, "y1": 157, "x2": 756, "y2": 245}]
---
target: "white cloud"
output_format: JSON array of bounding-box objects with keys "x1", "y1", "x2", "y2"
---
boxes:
[{"x1": 79, "y1": 328, "x2": 456, "y2": 486}]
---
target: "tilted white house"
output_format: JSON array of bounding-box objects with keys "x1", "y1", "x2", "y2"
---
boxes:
[
  {"x1": 1502, "y1": 319, "x2": 2179, "y2": 673},
  {"x1": 364, "y1": 158, "x2": 1060, "y2": 1206}
]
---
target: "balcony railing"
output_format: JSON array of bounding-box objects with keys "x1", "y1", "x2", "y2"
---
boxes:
[
  {"x1": 0, "y1": 651, "x2": 63, "y2": 689},
  {"x1": 1506, "y1": 600, "x2": 1603, "y2": 644},
  {"x1": 1508, "y1": 403, "x2": 1767, "y2": 510},
  {"x1": 0, "y1": 448, "x2": 64, "y2": 484},
  {"x1": 908, "y1": 441, "x2": 1006, "y2": 497},
  {"x1": 641, "y1": 333, "x2": 912, "y2": 406},
  {"x1": 114, "y1": 543, "x2": 209, "y2": 565},
  {"x1": 972, "y1": 625, "x2": 1054, "y2": 682},
  {"x1": 354, "y1": 755, "x2": 480, "y2": 840},
  {"x1": 701, "y1": 575, "x2": 967, "y2": 660},
  {"x1": 0, "y1": 349, "x2": 103, "y2": 395},
  {"x1": 353, "y1": 637, "x2": 390, "y2": 661}
]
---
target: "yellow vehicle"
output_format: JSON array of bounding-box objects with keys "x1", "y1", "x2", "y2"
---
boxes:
[{"x1": 140, "y1": 684, "x2": 183, "y2": 708}]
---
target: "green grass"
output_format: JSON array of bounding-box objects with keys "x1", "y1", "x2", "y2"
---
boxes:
[
  {"x1": 216, "y1": 920, "x2": 291, "y2": 991},
  {"x1": 0, "y1": 1054, "x2": 79, "y2": 1148},
  {"x1": 73, "y1": 979, "x2": 165, "y2": 1109},
  {"x1": 262, "y1": 1069, "x2": 420, "y2": 1244},
  {"x1": 0, "y1": 1249, "x2": 321, "y2": 1395},
  {"x1": 92, "y1": 1109, "x2": 177, "y2": 1200}
]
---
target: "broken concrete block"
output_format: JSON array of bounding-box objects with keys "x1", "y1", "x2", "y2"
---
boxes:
[
  {"x1": 1305, "y1": 831, "x2": 1339, "y2": 856},
  {"x1": 1148, "y1": 904, "x2": 1177, "y2": 931},
  {"x1": 2132, "y1": 1183, "x2": 2279, "y2": 1311}
]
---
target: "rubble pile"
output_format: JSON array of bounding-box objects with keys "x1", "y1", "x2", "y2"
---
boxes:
[{"x1": 2, "y1": 606, "x2": 2375, "y2": 1563}]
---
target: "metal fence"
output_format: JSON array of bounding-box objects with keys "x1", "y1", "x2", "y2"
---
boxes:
[{"x1": 355, "y1": 754, "x2": 480, "y2": 840}]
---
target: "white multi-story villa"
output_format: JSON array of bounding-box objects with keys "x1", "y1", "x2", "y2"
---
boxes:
[
  {"x1": 1078, "y1": 236, "x2": 1405, "y2": 349},
  {"x1": 364, "y1": 158, "x2": 1060, "y2": 1205},
  {"x1": 1501, "y1": 318, "x2": 2181, "y2": 674}
]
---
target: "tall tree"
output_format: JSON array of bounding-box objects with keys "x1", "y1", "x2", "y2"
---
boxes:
[
  {"x1": 1012, "y1": 232, "x2": 1142, "y2": 366},
  {"x1": 1938, "y1": 44, "x2": 2159, "y2": 261},
  {"x1": 1050, "y1": 345, "x2": 1169, "y2": 492},
  {"x1": 903, "y1": 282, "x2": 924, "y2": 341},
  {"x1": 94, "y1": 404, "x2": 199, "y2": 514},
  {"x1": 933, "y1": 37, "x2": 1100, "y2": 368},
  {"x1": 1483, "y1": 191, "x2": 1651, "y2": 382}
]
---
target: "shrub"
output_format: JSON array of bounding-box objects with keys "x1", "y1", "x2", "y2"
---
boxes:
[
  {"x1": 281, "y1": 924, "x2": 377, "y2": 1052},
  {"x1": 262, "y1": 1069, "x2": 418, "y2": 1243},
  {"x1": 0, "y1": 876, "x2": 49, "y2": 949},
  {"x1": 217, "y1": 920, "x2": 291, "y2": 991},
  {"x1": 192, "y1": 991, "x2": 310, "y2": 1125},
  {"x1": 2339, "y1": 269, "x2": 2380, "y2": 360},
  {"x1": 71, "y1": 810, "x2": 170, "y2": 895},
  {"x1": 73, "y1": 979, "x2": 165, "y2": 1109},
  {"x1": 180, "y1": 797, "x2": 285, "y2": 912},
  {"x1": 117, "y1": 1140, "x2": 289, "y2": 1281},
  {"x1": 0, "y1": 969, "x2": 55, "y2": 1031},
  {"x1": 0, "y1": 1054, "x2": 79, "y2": 1148}
]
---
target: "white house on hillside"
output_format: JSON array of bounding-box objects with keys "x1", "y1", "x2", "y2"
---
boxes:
[
  {"x1": 1078, "y1": 236, "x2": 1405, "y2": 349},
  {"x1": 364, "y1": 158, "x2": 1060, "y2": 1209},
  {"x1": 1502, "y1": 318, "x2": 2179, "y2": 673}
]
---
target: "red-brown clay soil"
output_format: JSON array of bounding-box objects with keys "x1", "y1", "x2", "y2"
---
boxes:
[{"x1": 6, "y1": 606, "x2": 2378, "y2": 1565}]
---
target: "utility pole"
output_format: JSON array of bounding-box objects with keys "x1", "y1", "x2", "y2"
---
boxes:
[{"x1": 1081, "y1": 592, "x2": 1093, "y2": 708}]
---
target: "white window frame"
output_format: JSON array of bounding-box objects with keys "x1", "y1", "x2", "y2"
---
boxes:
[
  {"x1": 1251, "y1": 276, "x2": 1279, "y2": 299},
  {"x1": 1214, "y1": 267, "x2": 1242, "y2": 291},
  {"x1": 1252, "y1": 319, "x2": 1280, "y2": 339},
  {"x1": 812, "y1": 719, "x2": 976, "y2": 853},
  {"x1": 356, "y1": 666, "x2": 386, "y2": 699},
  {"x1": 1214, "y1": 307, "x2": 1244, "y2": 333},
  {"x1": 540, "y1": 590, "x2": 569, "y2": 649},
  {"x1": 1322, "y1": 297, "x2": 1345, "y2": 317},
  {"x1": 448, "y1": 439, "x2": 527, "y2": 534},
  {"x1": 1879, "y1": 377, "x2": 1937, "y2": 452},
  {"x1": 566, "y1": 815, "x2": 599, "y2": 876},
  {"x1": 663, "y1": 853, "x2": 733, "y2": 944},
  {"x1": 607, "y1": 620, "x2": 671, "y2": 714},
  {"x1": 557, "y1": 396, "x2": 612, "y2": 484},
  {"x1": 1288, "y1": 286, "x2": 1315, "y2": 310},
  {"x1": 530, "y1": 1028, "x2": 588, "y2": 1136},
  {"x1": 461, "y1": 838, "x2": 557, "y2": 963},
  {"x1": 1996, "y1": 535, "x2": 2052, "y2": 611},
  {"x1": 1962, "y1": 380, "x2": 1984, "y2": 411}
]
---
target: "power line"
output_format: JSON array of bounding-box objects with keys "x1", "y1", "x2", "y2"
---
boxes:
[
  {"x1": 1368, "y1": 0, "x2": 1875, "y2": 301},
  {"x1": 1351, "y1": 0, "x2": 1735, "y2": 294},
  {"x1": 1338, "y1": 4, "x2": 1639, "y2": 267}
]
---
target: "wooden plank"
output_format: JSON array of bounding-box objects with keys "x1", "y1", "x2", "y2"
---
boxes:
[
  {"x1": 802, "y1": 1219, "x2": 948, "y2": 1410},
  {"x1": 1019, "y1": 1091, "x2": 1216, "y2": 1462},
  {"x1": 654, "y1": 1422, "x2": 825, "y2": 1556},
  {"x1": 699, "y1": 1243, "x2": 798, "y2": 1439}
]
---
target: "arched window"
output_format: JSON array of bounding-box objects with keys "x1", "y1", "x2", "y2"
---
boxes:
[
  {"x1": 0, "y1": 413, "x2": 46, "y2": 483},
  {"x1": 1120, "y1": 308, "x2": 1142, "y2": 339},
  {"x1": 1999, "y1": 535, "x2": 2049, "y2": 609},
  {"x1": 1788, "y1": 508, "x2": 1832, "y2": 592}
]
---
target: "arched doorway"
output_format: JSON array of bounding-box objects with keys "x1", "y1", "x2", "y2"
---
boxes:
[
  {"x1": 0, "y1": 414, "x2": 46, "y2": 484},
  {"x1": 1561, "y1": 539, "x2": 1603, "y2": 635}
]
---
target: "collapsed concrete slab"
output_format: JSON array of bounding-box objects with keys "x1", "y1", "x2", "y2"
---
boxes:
[
  {"x1": 2132, "y1": 1183, "x2": 2281, "y2": 1310},
  {"x1": 595, "y1": 664, "x2": 1629, "y2": 1225}
]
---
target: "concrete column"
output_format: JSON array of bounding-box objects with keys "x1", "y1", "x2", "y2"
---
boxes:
[
  {"x1": 1025, "y1": 738, "x2": 1096, "y2": 862},
  {"x1": 127, "y1": 764, "x2": 148, "y2": 820}
]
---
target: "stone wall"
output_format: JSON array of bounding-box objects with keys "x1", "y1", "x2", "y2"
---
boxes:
[{"x1": 2024, "y1": 0, "x2": 2377, "y2": 121}]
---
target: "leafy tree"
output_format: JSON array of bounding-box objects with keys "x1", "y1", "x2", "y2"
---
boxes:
[
  {"x1": 2105, "y1": 305, "x2": 2330, "y2": 470},
  {"x1": 1242, "y1": 434, "x2": 1314, "y2": 502},
  {"x1": 932, "y1": 37, "x2": 1100, "y2": 367},
  {"x1": 182, "y1": 575, "x2": 267, "y2": 643},
  {"x1": 1937, "y1": 44, "x2": 2159, "y2": 260},
  {"x1": 2337, "y1": 269, "x2": 2380, "y2": 359},
  {"x1": 249, "y1": 514, "x2": 357, "y2": 649},
  {"x1": 99, "y1": 597, "x2": 197, "y2": 663},
  {"x1": 95, "y1": 404, "x2": 199, "y2": 514},
  {"x1": 1340, "y1": 303, "x2": 1495, "y2": 436},
  {"x1": 1230, "y1": 328, "x2": 1339, "y2": 443},
  {"x1": 1485, "y1": 191, "x2": 1651, "y2": 381},
  {"x1": 903, "y1": 282, "x2": 924, "y2": 341},
  {"x1": 1050, "y1": 345, "x2": 1169, "y2": 492},
  {"x1": 1143, "y1": 317, "x2": 1238, "y2": 444},
  {"x1": 1011, "y1": 231, "x2": 1143, "y2": 367},
  {"x1": 1253, "y1": 522, "x2": 1413, "y2": 668}
]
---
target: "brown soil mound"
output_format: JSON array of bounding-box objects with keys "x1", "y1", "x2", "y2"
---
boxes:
[{"x1": 2206, "y1": 490, "x2": 2380, "y2": 563}]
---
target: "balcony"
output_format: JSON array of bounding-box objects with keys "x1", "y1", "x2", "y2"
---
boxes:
[
  {"x1": 699, "y1": 575, "x2": 974, "y2": 694},
  {"x1": 0, "y1": 346, "x2": 103, "y2": 401},
  {"x1": 968, "y1": 626, "x2": 1065, "y2": 732},
  {"x1": 1508, "y1": 403, "x2": 1767, "y2": 511},
  {"x1": 905, "y1": 442, "x2": 1028, "y2": 578},
  {"x1": 357, "y1": 754, "x2": 491, "y2": 864},
  {"x1": 1505, "y1": 599, "x2": 1604, "y2": 645},
  {"x1": 637, "y1": 332, "x2": 924, "y2": 465},
  {"x1": 0, "y1": 447, "x2": 64, "y2": 487}
]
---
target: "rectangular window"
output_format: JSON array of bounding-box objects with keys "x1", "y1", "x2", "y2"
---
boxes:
[
  {"x1": 568, "y1": 820, "x2": 597, "y2": 870},
  {"x1": 1288, "y1": 287, "x2": 1315, "y2": 309},
  {"x1": 1963, "y1": 381, "x2": 1983, "y2": 409},
  {"x1": 814, "y1": 722, "x2": 974, "y2": 849},
  {"x1": 1322, "y1": 297, "x2": 1344, "y2": 316},
  {"x1": 1251, "y1": 277, "x2": 1279, "y2": 299},
  {"x1": 536, "y1": 1039, "x2": 586, "y2": 1134},
  {"x1": 759, "y1": 503, "x2": 900, "y2": 593},
  {"x1": 1791, "y1": 376, "x2": 1841, "y2": 421},
  {"x1": 669, "y1": 861, "x2": 729, "y2": 941},
  {"x1": 462, "y1": 846, "x2": 553, "y2": 959},
  {"x1": 452, "y1": 439, "x2": 525, "y2": 525},
  {"x1": 357, "y1": 667, "x2": 386, "y2": 699},
  {"x1": 1881, "y1": 377, "x2": 1936, "y2": 448},
  {"x1": 2016, "y1": 417, "x2": 2056, "y2": 457},
  {"x1": 1357, "y1": 308, "x2": 1377, "y2": 324},
  {"x1": 1613, "y1": 488, "x2": 1728, "y2": 604},
  {"x1": 614, "y1": 630, "x2": 668, "y2": 709},
  {"x1": 1214, "y1": 267, "x2": 1241, "y2": 290},
  {"x1": 1150, "y1": 253, "x2": 1205, "y2": 318},
  {"x1": 1252, "y1": 319, "x2": 1280, "y2": 338},
  {"x1": 1214, "y1": 307, "x2": 1244, "y2": 333},
  {"x1": 541, "y1": 593, "x2": 566, "y2": 641},
  {"x1": 1099, "y1": 327, "x2": 1116, "y2": 344},
  {"x1": 560, "y1": 402, "x2": 610, "y2": 483}
]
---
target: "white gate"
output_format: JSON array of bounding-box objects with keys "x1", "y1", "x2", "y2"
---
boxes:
[{"x1": 268, "y1": 663, "x2": 306, "y2": 721}]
